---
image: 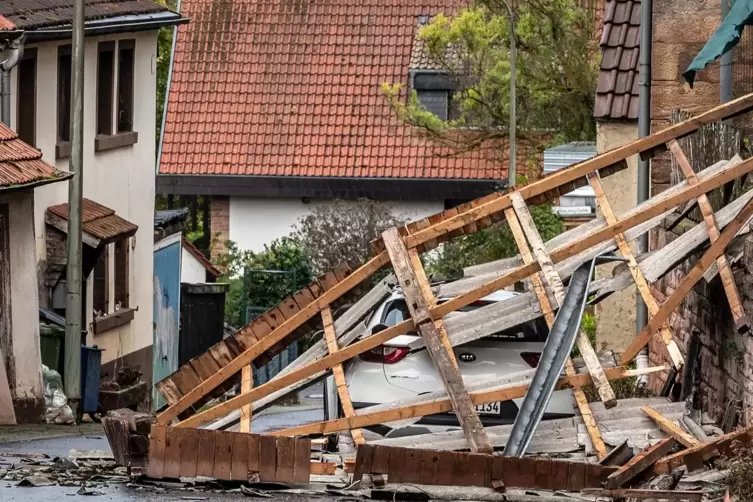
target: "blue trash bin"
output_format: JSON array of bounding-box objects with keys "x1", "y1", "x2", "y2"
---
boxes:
[{"x1": 80, "y1": 345, "x2": 104, "y2": 414}]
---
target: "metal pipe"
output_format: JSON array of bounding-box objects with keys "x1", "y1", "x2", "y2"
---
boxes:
[
  {"x1": 636, "y1": 0, "x2": 652, "y2": 341},
  {"x1": 0, "y1": 36, "x2": 25, "y2": 126},
  {"x1": 64, "y1": 0, "x2": 85, "y2": 409},
  {"x1": 720, "y1": 0, "x2": 733, "y2": 103},
  {"x1": 156, "y1": 0, "x2": 183, "y2": 171}
]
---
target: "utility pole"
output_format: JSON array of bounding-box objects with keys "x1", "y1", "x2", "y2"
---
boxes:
[
  {"x1": 64, "y1": 0, "x2": 85, "y2": 413},
  {"x1": 720, "y1": 0, "x2": 733, "y2": 103},
  {"x1": 500, "y1": 0, "x2": 517, "y2": 188}
]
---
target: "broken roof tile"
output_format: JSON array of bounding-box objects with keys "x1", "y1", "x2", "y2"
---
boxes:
[{"x1": 0, "y1": 122, "x2": 70, "y2": 189}]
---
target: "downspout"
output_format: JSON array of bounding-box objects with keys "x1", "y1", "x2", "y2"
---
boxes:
[
  {"x1": 0, "y1": 35, "x2": 25, "y2": 126},
  {"x1": 635, "y1": 0, "x2": 652, "y2": 386},
  {"x1": 720, "y1": 0, "x2": 733, "y2": 103},
  {"x1": 155, "y1": 0, "x2": 183, "y2": 174}
]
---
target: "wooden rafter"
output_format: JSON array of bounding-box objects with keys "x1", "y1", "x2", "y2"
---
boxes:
[
  {"x1": 321, "y1": 306, "x2": 365, "y2": 445},
  {"x1": 622, "y1": 196, "x2": 753, "y2": 365},
  {"x1": 166, "y1": 157, "x2": 753, "y2": 429},
  {"x1": 270, "y1": 366, "x2": 666, "y2": 437},
  {"x1": 588, "y1": 173, "x2": 685, "y2": 369},
  {"x1": 668, "y1": 139, "x2": 749, "y2": 333},
  {"x1": 239, "y1": 366, "x2": 253, "y2": 433},
  {"x1": 641, "y1": 406, "x2": 700, "y2": 448},
  {"x1": 503, "y1": 207, "x2": 608, "y2": 459},
  {"x1": 382, "y1": 227, "x2": 493, "y2": 454},
  {"x1": 510, "y1": 192, "x2": 617, "y2": 408}
]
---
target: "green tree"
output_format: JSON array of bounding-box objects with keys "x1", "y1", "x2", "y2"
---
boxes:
[
  {"x1": 215, "y1": 237, "x2": 313, "y2": 327},
  {"x1": 155, "y1": 0, "x2": 179, "y2": 149},
  {"x1": 427, "y1": 202, "x2": 563, "y2": 280},
  {"x1": 383, "y1": 0, "x2": 599, "y2": 156}
]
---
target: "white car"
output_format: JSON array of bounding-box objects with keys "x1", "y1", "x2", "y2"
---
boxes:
[{"x1": 324, "y1": 289, "x2": 576, "y2": 435}]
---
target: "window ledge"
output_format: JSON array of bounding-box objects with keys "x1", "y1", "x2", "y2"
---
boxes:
[
  {"x1": 56, "y1": 141, "x2": 71, "y2": 160},
  {"x1": 95, "y1": 131, "x2": 138, "y2": 152},
  {"x1": 93, "y1": 307, "x2": 135, "y2": 334}
]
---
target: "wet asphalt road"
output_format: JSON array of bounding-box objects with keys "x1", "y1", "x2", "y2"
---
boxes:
[{"x1": 0, "y1": 387, "x2": 328, "y2": 501}]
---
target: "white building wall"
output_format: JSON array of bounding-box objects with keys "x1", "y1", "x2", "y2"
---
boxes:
[
  {"x1": 11, "y1": 31, "x2": 158, "y2": 371},
  {"x1": 0, "y1": 189, "x2": 44, "y2": 406},
  {"x1": 182, "y1": 246, "x2": 208, "y2": 284},
  {"x1": 228, "y1": 197, "x2": 444, "y2": 253}
]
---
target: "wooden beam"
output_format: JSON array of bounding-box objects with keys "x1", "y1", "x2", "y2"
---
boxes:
[
  {"x1": 271, "y1": 366, "x2": 666, "y2": 437},
  {"x1": 171, "y1": 160, "x2": 753, "y2": 429},
  {"x1": 382, "y1": 227, "x2": 493, "y2": 454},
  {"x1": 510, "y1": 192, "x2": 617, "y2": 408},
  {"x1": 581, "y1": 488, "x2": 703, "y2": 501},
  {"x1": 668, "y1": 140, "x2": 749, "y2": 333},
  {"x1": 606, "y1": 437, "x2": 676, "y2": 489},
  {"x1": 321, "y1": 306, "x2": 365, "y2": 446},
  {"x1": 156, "y1": 251, "x2": 390, "y2": 424},
  {"x1": 641, "y1": 406, "x2": 700, "y2": 448},
  {"x1": 621, "y1": 196, "x2": 753, "y2": 365},
  {"x1": 652, "y1": 423, "x2": 753, "y2": 474},
  {"x1": 504, "y1": 208, "x2": 608, "y2": 459},
  {"x1": 588, "y1": 174, "x2": 685, "y2": 369},
  {"x1": 400, "y1": 93, "x2": 753, "y2": 252},
  {"x1": 239, "y1": 366, "x2": 253, "y2": 433}
]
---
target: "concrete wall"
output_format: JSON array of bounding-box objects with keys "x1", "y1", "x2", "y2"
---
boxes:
[
  {"x1": 594, "y1": 120, "x2": 640, "y2": 352},
  {"x1": 0, "y1": 189, "x2": 44, "y2": 421},
  {"x1": 11, "y1": 31, "x2": 159, "y2": 376},
  {"x1": 182, "y1": 246, "x2": 208, "y2": 284},
  {"x1": 227, "y1": 197, "x2": 445, "y2": 253}
]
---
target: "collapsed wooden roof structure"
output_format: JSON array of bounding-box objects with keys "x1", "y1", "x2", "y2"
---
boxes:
[{"x1": 111, "y1": 94, "x2": 753, "y2": 498}]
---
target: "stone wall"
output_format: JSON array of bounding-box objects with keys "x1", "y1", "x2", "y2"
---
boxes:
[{"x1": 649, "y1": 225, "x2": 753, "y2": 426}]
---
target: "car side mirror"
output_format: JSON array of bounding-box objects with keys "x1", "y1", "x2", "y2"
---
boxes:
[{"x1": 371, "y1": 323, "x2": 388, "y2": 335}]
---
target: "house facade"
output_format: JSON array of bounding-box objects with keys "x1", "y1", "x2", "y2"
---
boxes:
[
  {"x1": 0, "y1": 121, "x2": 70, "y2": 422},
  {"x1": 1, "y1": 0, "x2": 186, "y2": 389},
  {"x1": 157, "y1": 0, "x2": 551, "y2": 258}
]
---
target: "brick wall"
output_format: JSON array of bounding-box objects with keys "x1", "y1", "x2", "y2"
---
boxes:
[
  {"x1": 210, "y1": 196, "x2": 230, "y2": 262},
  {"x1": 649, "y1": 225, "x2": 753, "y2": 426}
]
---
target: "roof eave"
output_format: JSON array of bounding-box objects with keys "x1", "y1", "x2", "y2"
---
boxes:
[
  {"x1": 23, "y1": 12, "x2": 189, "y2": 43},
  {"x1": 0, "y1": 170, "x2": 73, "y2": 194}
]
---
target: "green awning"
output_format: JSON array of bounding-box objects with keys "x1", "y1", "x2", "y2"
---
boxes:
[{"x1": 684, "y1": 0, "x2": 753, "y2": 86}]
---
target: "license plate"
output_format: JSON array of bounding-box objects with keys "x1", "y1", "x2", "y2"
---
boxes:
[{"x1": 475, "y1": 402, "x2": 501, "y2": 415}]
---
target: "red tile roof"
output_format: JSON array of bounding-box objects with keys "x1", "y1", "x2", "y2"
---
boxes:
[
  {"x1": 159, "y1": 0, "x2": 514, "y2": 181},
  {"x1": 182, "y1": 236, "x2": 220, "y2": 278},
  {"x1": 594, "y1": 0, "x2": 640, "y2": 120},
  {"x1": 0, "y1": 122, "x2": 71, "y2": 189},
  {"x1": 48, "y1": 198, "x2": 138, "y2": 242}
]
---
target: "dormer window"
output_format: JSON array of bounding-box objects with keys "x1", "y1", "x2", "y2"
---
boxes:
[{"x1": 413, "y1": 72, "x2": 459, "y2": 122}]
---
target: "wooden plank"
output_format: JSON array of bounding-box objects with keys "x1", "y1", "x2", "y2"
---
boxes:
[
  {"x1": 321, "y1": 306, "x2": 365, "y2": 445},
  {"x1": 275, "y1": 436, "x2": 296, "y2": 483},
  {"x1": 435, "y1": 450, "x2": 456, "y2": 485},
  {"x1": 231, "y1": 432, "x2": 250, "y2": 481},
  {"x1": 450, "y1": 452, "x2": 472, "y2": 486},
  {"x1": 213, "y1": 431, "x2": 234, "y2": 481},
  {"x1": 606, "y1": 438, "x2": 675, "y2": 489},
  {"x1": 272, "y1": 365, "x2": 664, "y2": 437},
  {"x1": 146, "y1": 425, "x2": 167, "y2": 479},
  {"x1": 387, "y1": 446, "x2": 406, "y2": 484},
  {"x1": 179, "y1": 428, "x2": 199, "y2": 478},
  {"x1": 566, "y1": 461, "x2": 586, "y2": 492},
  {"x1": 511, "y1": 191, "x2": 616, "y2": 408},
  {"x1": 589, "y1": 174, "x2": 684, "y2": 369},
  {"x1": 156, "y1": 378, "x2": 183, "y2": 405},
  {"x1": 157, "y1": 251, "x2": 390, "y2": 425},
  {"x1": 352, "y1": 444, "x2": 375, "y2": 484},
  {"x1": 668, "y1": 139, "x2": 749, "y2": 333},
  {"x1": 582, "y1": 488, "x2": 703, "y2": 501},
  {"x1": 550, "y1": 460, "x2": 569, "y2": 491},
  {"x1": 196, "y1": 429, "x2": 217, "y2": 478},
  {"x1": 371, "y1": 445, "x2": 391, "y2": 474},
  {"x1": 516, "y1": 457, "x2": 536, "y2": 488},
  {"x1": 504, "y1": 206, "x2": 608, "y2": 458},
  {"x1": 247, "y1": 434, "x2": 260, "y2": 476},
  {"x1": 293, "y1": 438, "x2": 311, "y2": 483},
  {"x1": 163, "y1": 427, "x2": 182, "y2": 479},
  {"x1": 642, "y1": 406, "x2": 700, "y2": 448},
  {"x1": 467, "y1": 453, "x2": 488, "y2": 487},
  {"x1": 419, "y1": 449, "x2": 440, "y2": 485},
  {"x1": 310, "y1": 462, "x2": 336, "y2": 475},
  {"x1": 240, "y1": 364, "x2": 253, "y2": 433},
  {"x1": 653, "y1": 424, "x2": 753, "y2": 474},
  {"x1": 499, "y1": 456, "x2": 519, "y2": 488},
  {"x1": 208, "y1": 342, "x2": 235, "y2": 367},
  {"x1": 382, "y1": 227, "x2": 492, "y2": 454},
  {"x1": 190, "y1": 353, "x2": 221, "y2": 381},
  {"x1": 168, "y1": 157, "x2": 750, "y2": 428},
  {"x1": 398, "y1": 93, "x2": 753, "y2": 252},
  {"x1": 622, "y1": 196, "x2": 753, "y2": 364},
  {"x1": 533, "y1": 457, "x2": 553, "y2": 490},
  {"x1": 258, "y1": 435, "x2": 278, "y2": 482},
  {"x1": 403, "y1": 448, "x2": 423, "y2": 484}
]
